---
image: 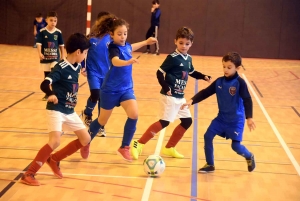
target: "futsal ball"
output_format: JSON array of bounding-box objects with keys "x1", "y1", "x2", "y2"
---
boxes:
[{"x1": 143, "y1": 155, "x2": 165, "y2": 177}]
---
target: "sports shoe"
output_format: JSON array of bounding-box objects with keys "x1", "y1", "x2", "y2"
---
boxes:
[
  {"x1": 198, "y1": 164, "x2": 215, "y2": 173},
  {"x1": 80, "y1": 143, "x2": 90, "y2": 159},
  {"x1": 143, "y1": 49, "x2": 150, "y2": 54},
  {"x1": 81, "y1": 110, "x2": 92, "y2": 127},
  {"x1": 46, "y1": 155, "x2": 63, "y2": 178},
  {"x1": 130, "y1": 140, "x2": 144, "y2": 160},
  {"x1": 162, "y1": 147, "x2": 184, "y2": 158},
  {"x1": 246, "y1": 153, "x2": 256, "y2": 172},
  {"x1": 96, "y1": 128, "x2": 106, "y2": 137},
  {"x1": 20, "y1": 173, "x2": 40, "y2": 186},
  {"x1": 152, "y1": 51, "x2": 160, "y2": 55},
  {"x1": 117, "y1": 146, "x2": 132, "y2": 162},
  {"x1": 42, "y1": 95, "x2": 48, "y2": 101}
]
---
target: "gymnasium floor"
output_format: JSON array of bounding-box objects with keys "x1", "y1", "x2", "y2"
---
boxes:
[{"x1": 0, "y1": 45, "x2": 299, "y2": 201}]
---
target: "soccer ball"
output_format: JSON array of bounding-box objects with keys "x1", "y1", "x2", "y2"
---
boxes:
[{"x1": 143, "y1": 155, "x2": 165, "y2": 177}]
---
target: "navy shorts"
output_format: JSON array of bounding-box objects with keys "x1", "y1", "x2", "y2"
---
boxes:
[
  {"x1": 100, "y1": 89, "x2": 136, "y2": 110},
  {"x1": 87, "y1": 74, "x2": 104, "y2": 90},
  {"x1": 206, "y1": 117, "x2": 245, "y2": 141}
]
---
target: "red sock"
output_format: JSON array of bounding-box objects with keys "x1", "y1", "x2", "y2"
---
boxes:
[
  {"x1": 166, "y1": 125, "x2": 187, "y2": 148},
  {"x1": 138, "y1": 121, "x2": 163, "y2": 144},
  {"x1": 26, "y1": 144, "x2": 53, "y2": 174},
  {"x1": 52, "y1": 139, "x2": 83, "y2": 161}
]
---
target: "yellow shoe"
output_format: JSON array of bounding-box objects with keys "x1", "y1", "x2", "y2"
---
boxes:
[
  {"x1": 162, "y1": 147, "x2": 184, "y2": 158},
  {"x1": 131, "y1": 140, "x2": 144, "y2": 160}
]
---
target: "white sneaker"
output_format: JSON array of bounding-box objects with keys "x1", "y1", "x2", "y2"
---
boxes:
[{"x1": 96, "y1": 128, "x2": 106, "y2": 137}]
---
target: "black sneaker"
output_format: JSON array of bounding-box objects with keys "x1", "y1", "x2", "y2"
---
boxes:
[
  {"x1": 198, "y1": 164, "x2": 215, "y2": 173},
  {"x1": 246, "y1": 153, "x2": 256, "y2": 172},
  {"x1": 81, "y1": 110, "x2": 92, "y2": 127}
]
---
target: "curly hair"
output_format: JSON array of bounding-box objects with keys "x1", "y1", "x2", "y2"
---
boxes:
[
  {"x1": 88, "y1": 13, "x2": 117, "y2": 38},
  {"x1": 175, "y1": 27, "x2": 194, "y2": 42}
]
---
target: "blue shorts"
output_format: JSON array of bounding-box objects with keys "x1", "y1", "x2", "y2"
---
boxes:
[
  {"x1": 100, "y1": 89, "x2": 136, "y2": 110},
  {"x1": 206, "y1": 117, "x2": 245, "y2": 141},
  {"x1": 87, "y1": 74, "x2": 104, "y2": 90}
]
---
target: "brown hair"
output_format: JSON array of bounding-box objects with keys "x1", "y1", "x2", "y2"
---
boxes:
[
  {"x1": 110, "y1": 18, "x2": 129, "y2": 33},
  {"x1": 175, "y1": 27, "x2": 194, "y2": 42},
  {"x1": 89, "y1": 14, "x2": 117, "y2": 38}
]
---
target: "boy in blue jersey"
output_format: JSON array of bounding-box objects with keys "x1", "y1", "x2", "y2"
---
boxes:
[
  {"x1": 131, "y1": 27, "x2": 211, "y2": 160},
  {"x1": 144, "y1": 0, "x2": 161, "y2": 55},
  {"x1": 80, "y1": 18, "x2": 157, "y2": 161},
  {"x1": 36, "y1": 11, "x2": 65, "y2": 101},
  {"x1": 182, "y1": 52, "x2": 256, "y2": 173},
  {"x1": 33, "y1": 13, "x2": 47, "y2": 48},
  {"x1": 80, "y1": 12, "x2": 116, "y2": 139},
  {"x1": 20, "y1": 33, "x2": 91, "y2": 186}
]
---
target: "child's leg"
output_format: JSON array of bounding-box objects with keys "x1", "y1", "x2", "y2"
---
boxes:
[
  {"x1": 89, "y1": 108, "x2": 113, "y2": 140},
  {"x1": 84, "y1": 89, "x2": 100, "y2": 117},
  {"x1": 138, "y1": 120, "x2": 169, "y2": 144},
  {"x1": 204, "y1": 130, "x2": 217, "y2": 165},
  {"x1": 121, "y1": 99, "x2": 138, "y2": 147},
  {"x1": 231, "y1": 140, "x2": 251, "y2": 158},
  {"x1": 21, "y1": 131, "x2": 61, "y2": 186},
  {"x1": 165, "y1": 118, "x2": 192, "y2": 148}
]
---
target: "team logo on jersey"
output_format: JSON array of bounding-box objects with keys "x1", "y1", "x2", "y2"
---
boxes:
[
  {"x1": 229, "y1": 86, "x2": 236, "y2": 96},
  {"x1": 54, "y1": 35, "x2": 58, "y2": 40},
  {"x1": 180, "y1": 63, "x2": 184, "y2": 66},
  {"x1": 48, "y1": 42, "x2": 55, "y2": 48},
  {"x1": 181, "y1": 71, "x2": 188, "y2": 80},
  {"x1": 68, "y1": 75, "x2": 72, "y2": 79}
]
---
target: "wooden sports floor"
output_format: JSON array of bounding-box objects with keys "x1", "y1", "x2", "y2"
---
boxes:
[{"x1": 0, "y1": 44, "x2": 299, "y2": 201}]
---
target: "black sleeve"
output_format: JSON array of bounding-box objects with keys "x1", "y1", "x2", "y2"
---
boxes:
[
  {"x1": 189, "y1": 71, "x2": 211, "y2": 80},
  {"x1": 191, "y1": 80, "x2": 217, "y2": 105},
  {"x1": 156, "y1": 70, "x2": 170, "y2": 93},
  {"x1": 40, "y1": 80, "x2": 54, "y2": 96},
  {"x1": 237, "y1": 77, "x2": 253, "y2": 119},
  {"x1": 109, "y1": 45, "x2": 120, "y2": 60}
]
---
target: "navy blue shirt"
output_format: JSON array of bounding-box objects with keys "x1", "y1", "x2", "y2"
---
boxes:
[
  {"x1": 191, "y1": 72, "x2": 253, "y2": 122},
  {"x1": 151, "y1": 8, "x2": 161, "y2": 27}
]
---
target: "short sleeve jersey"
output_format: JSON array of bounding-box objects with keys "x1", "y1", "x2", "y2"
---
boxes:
[
  {"x1": 33, "y1": 19, "x2": 47, "y2": 33},
  {"x1": 158, "y1": 51, "x2": 195, "y2": 98},
  {"x1": 86, "y1": 34, "x2": 112, "y2": 78},
  {"x1": 45, "y1": 60, "x2": 81, "y2": 114},
  {"x1": 101, "y1": 42, "x2": 133, "y2": 93},
  {"x1": 36, "y1": 27, "x2": 64, "y2": 63}
]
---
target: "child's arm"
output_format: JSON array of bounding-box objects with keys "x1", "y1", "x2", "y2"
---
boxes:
[
  {"x1": 40, "y1": 79, "x2": 57, "y2": 104},
  {"x1": 33, "y1": 25, "x2": 37, "y2": 36},
  {"x1": 157, "y1": 70, "x2": 171, "y2": 95},
  {"x1": 36, "y1": 44, "x2": 44, "y2": 60},
  {"x1": 59, "y1": 46, "x2": 65, "y2": 60},
  {"x1": 238, "y1": 77, "x2": 256, "y2": 131},
  {"x1": 109, "y1": 45, "x2": 138, "y2": 67},
  {"x1": 131, "y1": 37, "x2": 157, "y2": 52},
  {"x1": 189, "y1": 71, "x2": 212, "y2": 82},
  {"x1": 181, "y1": 80, "x2": 216, "y2": 109}
]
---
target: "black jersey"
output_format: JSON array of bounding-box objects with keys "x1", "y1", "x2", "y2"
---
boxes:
[
  {"x1": 159, "y1": 51, "x2": 195, "y2": 98},
  {"x1": 45, "y1": 60, "x2": 81, "y2": 114}
]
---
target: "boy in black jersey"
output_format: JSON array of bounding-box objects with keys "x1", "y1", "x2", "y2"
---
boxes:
[
  {"x1": 131, "y1": 27, "x2": 211, "y2": 159},
  {"x1": 21, "y1": 33, "x2": 91, "y2": 186}
]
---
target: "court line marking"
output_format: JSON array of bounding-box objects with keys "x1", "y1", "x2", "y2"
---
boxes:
[
  {"x1": 0, "y1": 170, "x2": 147, "y2": 180},
  {"x1": 242, "y1": 73, "x2": 300, "y2": 176},
  {"x1": 141, "y1": 128, "x2": 166, "y2": 201}
]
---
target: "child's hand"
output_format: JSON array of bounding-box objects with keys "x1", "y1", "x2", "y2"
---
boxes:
[
  {"x1": 128, "y1": 58, "x2": 139, "y2": 64},
  {"x1": 180, "y1": 99, "x2": 193, "y2": 110},
  {"x1": 34, "y1": 30, "x2": 37, "y2": 36},
  {"x1": 47, "y1": 95, "x2": 58, "y2": 104},
  {"x1": 204, "y1": 75, "x2": 212, "y2": 83},
  {"x1": 166, "y1": 88, "x2": 172, "y2": 96},
  {"x1": 247, "y1": 118, "x2": 256, "y2": 131},
  {"x1": 146, "y1": 37, "x2": 158, "y2": 45},
  {"x1": 39, "y1": 53, "x2": 45, "y2": 60}
]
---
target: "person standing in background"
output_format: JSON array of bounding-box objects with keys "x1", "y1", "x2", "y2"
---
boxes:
[
  {"x1": 33, "y1": 13, "x2": 47, "y2": 48},
  {"x1": 144, "y1": 0, "x2": 161, "y2": 55}
]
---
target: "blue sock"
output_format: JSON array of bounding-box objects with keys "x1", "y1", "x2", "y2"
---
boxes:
[
  {"x1": 204, "y1": 130, "x2": 217, "y2": 165},
  {"x1": 89, "y1": 119, "x2": 103, "y2": 141},
  {"x1": 231, "y1": 140, "x2": 251, "y2": 159},
  {"x1": 84, "y1": 98, "x2": 97, "y2": 116},
  {"x1": 97, "y1": 99, "x2": 101, "y2": 117},
  {"x1": 121, "y1": 118, "x2": 137, "y2": 148}
]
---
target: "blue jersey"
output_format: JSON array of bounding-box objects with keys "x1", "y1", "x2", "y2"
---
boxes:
[
  {"x1": 192, "y1": 72, "x2": 253, "y2": 123},
  {"x1": 34, "y1": 19, "x2": 47, "y2": 33},
  {"x1": 101, "y1": 42, "x2": 133, "y2": 93},
  {"x1": 85, "y1": 34, "x2": 112, "y2": 78}
]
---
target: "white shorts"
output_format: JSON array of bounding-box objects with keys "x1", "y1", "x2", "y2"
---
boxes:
[
  {"x1": 158, "y1": 95, "x2": 191, "y2": 122},
  {"x1": 47, "y1": 110, "x2": 86, "y2": 132},
  {"x1": 40, "y1": 61, "x2": 57, "y2": 72}
]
